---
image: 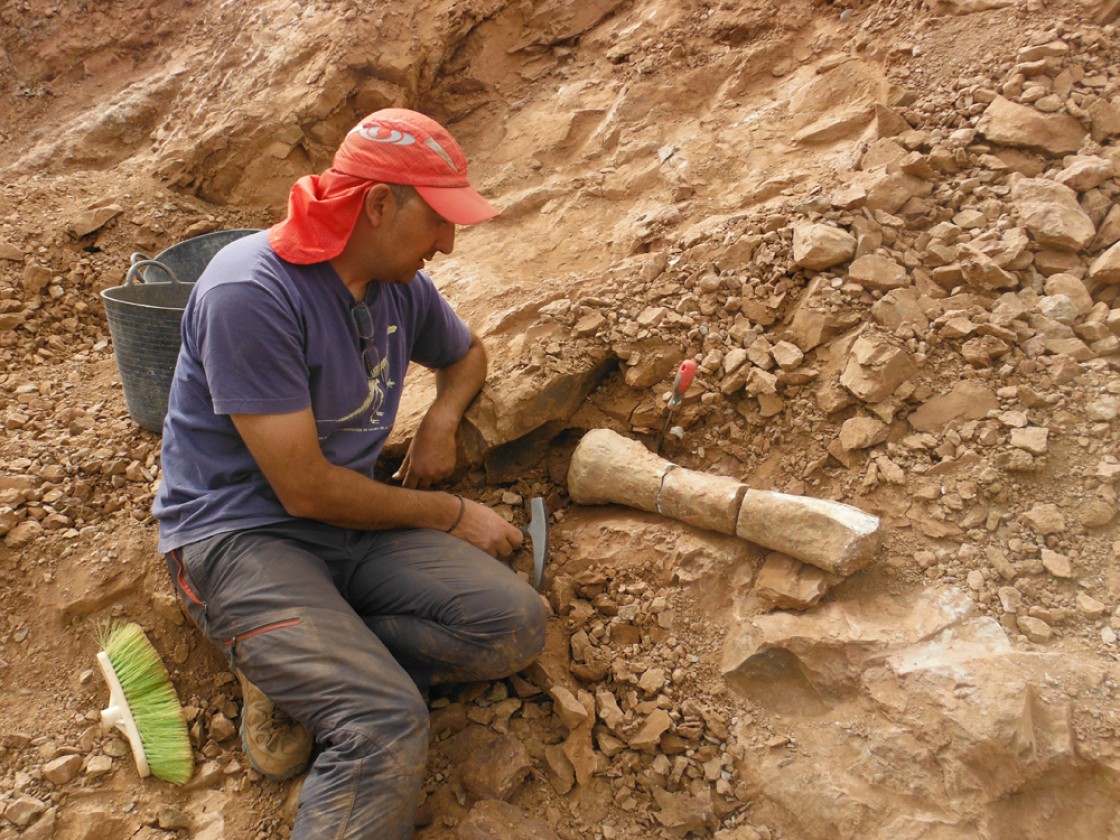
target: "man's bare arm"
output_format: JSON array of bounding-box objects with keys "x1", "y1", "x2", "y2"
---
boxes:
[
  {"x1": 393, "y1": 332, "x2": 487, "y2": 489},
  {"x1": 231, "y1": 406, "x2": 521, "y2": 557}
]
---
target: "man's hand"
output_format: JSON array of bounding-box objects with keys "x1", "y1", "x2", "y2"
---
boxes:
[
  {"x1": 450, "y1": 497, "x2": 524, "y2": 558},
  {"x1": 392, "y1": 408, "x2": 458, "y2": 490},
  {"x1": 393, "y1": 333, "x2": 486, "y2": 489}
]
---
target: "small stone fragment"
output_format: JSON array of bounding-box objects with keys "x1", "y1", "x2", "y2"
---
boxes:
[
  {"x1": 1017, "y1": 615, "x2": 1053, "y2": 643},
  {"x1": 4, "y1": 794, "x2": 47, "y2": 827},
  {"x1": 755, "y1": 552, "x2": 840, "y2": 610},
  {"x1": 792, "y1": 223, "x2": 857, "y2": 270},
  {"x1": 157, "y1": 806, "x2": 192, "y2": 831},
  {"x1": 1041, "y1": 549, "x2": 1071, "y2": 578},
  {"x1": 85, "y1": 755, "x2": 113, "y2": 778},
  {"x1": 628, "y1": 708, "x2": 673, "y2": 753},
  {"x1": 1021, "y1": 503, "x2": 1066, "y2": 535},
  {"x1": 1010, "y1": 426, "x2": 1048, "y2": 455},
  {"x1": 848, "y1": 254, "x2": 908, "y2": 290},
  {"x1": 42, "y1": 754, "x2": 83, "y2": 785},
  {"x1": 839, "y1": 416, "x2": 889, "y2": 451},
  {"x1": 460, "y1": 735, "x2": 532, "y2": 803}
]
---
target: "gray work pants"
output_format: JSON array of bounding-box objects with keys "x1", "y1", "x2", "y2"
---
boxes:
[{"x1": 166, "y1": 520, "x2": 547, "y2": 840}]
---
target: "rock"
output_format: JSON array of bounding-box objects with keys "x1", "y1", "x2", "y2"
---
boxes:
[
  {"x1": 1017, "y1": 615, "x2": 1053, "y2": 643},
  {"x1": 1097, "y1": 205, "x2": 1120, "y2": 250},
  {"x1": 208, "y1": 713, "x2": 237, "y2": 742},
  {"x1": 871, "y1": 288, "x2": 929, "y2": 332},
  {"x1": 958, "y1": 245, "x2": 1019, "y2": 290},
  {"x1": 848, "y1": 254, "x2": 908, "y2": 290},
  {"x1": 839, "y1": 416, "x2": 889, "y2": 451},
  {"x1": 976, "y1": 95, "x2": 1087, "y2": 155},
  {"x1": 755, "y1": 553, "x2": 840, "y2": 610},
  {"x1": 792, "y1": 224, "x2": 857, "y2": 270},
  {"x1": 874, "y1": 103, "x2": 911, "y2": 138},
  {"x1": 652, "y1": 786, "x2": 715, "y2": 837},
  {"x1": 183, "y1": 760, "x2": 223, "y2": 790},
  {"x1": 1011, "y1": 178, "x2": 1096, "y2": 252},
  {"x1": 722, "y1": 588, "x2": 977, "y2": 691},
  {"x1": 572, "y1": 311, "x2": 606, "y2": 337},
  {"x1": 460, "y1": 735, "x2": 532, "y2": 802},
  {"x1": 85, "y1": 755, "x2": 113, "y2": 778},
  {"x1": 1010, "y1": 426, "x2": 1049, "y2": 455},
  {"x1": 560, "y1": 690, "x2": 596, "y2": 787},
  {"x1": 596, "y1": 690, "x2": 625, "y2": 732},
  {"x1": 0, "y1": 241, "x2": 24, "y2": 261},
  {"x1": 770, "y1": 340, "x2": 804, "y2": 371},
  {"x1": 1041, "y1": 549, "x2": 1072, "y2": 578},
  {"x1": 1087, "y1": 97, "x2": 1120, "y2": 142},
  {"x1": 548, "y1": 686, "x2": 590, "y2": 731},
  {"x1": 1054, "y1": 155, "x2": 1115, "y2": 191},
  {"x1": 1081, "y1": 497, "x2": 1116, "y2": 528},
  {"x1": 3, "y1": 794, "x2": 47, "y2": 827},
  {"x1": 840, "y1": 333, "x2": 916, "y2": 403},
  {"x1": 42, "y1": 754, "x2": 83, "y2": 784},
  {"x1": 785, "y1": 277, "x2": 862, "y2": 351},
  {"x1": 628, "y1": 708, "x2": 673, "y2": 753},
  {"x1": 1021, "y1": 503, "x2": 1066, "y2": 535},
  {"x1": 458, "y1": 799, "x2": 561, "y2": 840},
  {"x1": 542, "y1": 745, "x2": 575, "y2": 795},
  {"x1": 4, "y1": 519, "x2": 43, "y2": 549},
  {"x1": 1077, "y1": 593, "x2": 1108, "y2": 618},
  {"x1": 1044, "y1": 273, "x2": 1093, "y2": 314},
  {"x1": 157, "y1": 806, "x2": 192, "y2": 831},
  {"x1": 19, "y1": 808, "x2": 56, "y2": 840},
  {"x1": 1089, "y1": 241, "x2": 1120, "y2": 285},
  {"x1": 831, "y1": 183, "x2": 869, "y2": 210},
  {"x1": 859, "y1": 169, "x2": 933, "y2": 214},
  {"x1": 861, "y1": 138, "x2": 908, "y2": 171},
  {"x1": 794, "y1": 108, "x2": 875, "y2": 145},
  {"x1": 638, "y1": 667, "x2": 666, "y2": 696},
  {"x1": 1087, "y1": 396, "x2": 1120, "y2": 422},
  {"x1": 68, "y1": 204, "x2": 123, "y2": 238},
  {"x1": 458, "y1": 348, "x2": 615, "y2": 481}
]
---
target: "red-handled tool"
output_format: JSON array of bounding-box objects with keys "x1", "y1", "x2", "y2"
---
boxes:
[{"x1": 655, "y1": 359, "x2": 698, "y2": 454}]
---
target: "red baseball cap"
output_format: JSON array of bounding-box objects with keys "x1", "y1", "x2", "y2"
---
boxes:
[
  {"x1": 335, "y1": 109, "x2": 498, "y2": 226},
  {"x1": 270, "y1": 109, "x2": 497, "y2": 264}
]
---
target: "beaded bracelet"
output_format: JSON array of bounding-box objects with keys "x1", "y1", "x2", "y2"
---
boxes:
[{"x1": 446, "y1": 493, "x2": 465, "y2": 533}]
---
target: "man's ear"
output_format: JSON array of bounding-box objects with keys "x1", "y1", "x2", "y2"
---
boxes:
[{"x1": 363, "y1": 184, "x2": 393, "y2": 228}]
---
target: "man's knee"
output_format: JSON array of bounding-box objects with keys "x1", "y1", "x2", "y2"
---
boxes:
[
  {"x1": 319, "y1": 686, "x2": 429, "y2": 776},
  {"x1": 507, "y1": 584, "x2": 548, "y2": 672}
]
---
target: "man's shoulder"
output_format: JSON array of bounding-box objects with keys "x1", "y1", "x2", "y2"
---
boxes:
[
  {"x1": 196, "y1": 233, "x2": 335, "y2": 304},
  {"x1": 200, "y1": 232, "x2": 290, "y2": 286}
]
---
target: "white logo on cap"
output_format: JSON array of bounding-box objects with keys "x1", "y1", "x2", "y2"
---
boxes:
[
  {"x1": 349, "y1": 121, "x2": 461, "y2": 173},
  {"x1": 353, "y1": 124, "x2": 417, "y2": 145},
  {"x1": 424, "y1": 137, "x2": 460, "y2": 173}
]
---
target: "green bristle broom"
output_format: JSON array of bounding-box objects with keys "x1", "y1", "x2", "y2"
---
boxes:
[{"x1": 96, "y1": 621, "x2": 194, "y2": 785}]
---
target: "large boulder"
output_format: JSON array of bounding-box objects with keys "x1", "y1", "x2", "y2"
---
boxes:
[
  {"x1": 977, "y1": 96, "x2": 1088, "y2": 156},
  {"x1": 1089, "y1": 241, "x2": 1120, "y2": 284},
  {"x1": 722, "y1": 586, "x2": 1120, "y2": 840},
  {"x1": 840, "y1": 332, "x2": 917, "y2": 403},
  {"x1": 793, "y1": 223, "x2": 857, "y2": 271},
  {"x1": 1011, "y1": 178, "x2": 1096, "y2": 252}
]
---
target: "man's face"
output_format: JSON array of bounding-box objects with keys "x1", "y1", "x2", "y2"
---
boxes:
[{"x1": 375, "y1": 189, "x2": 456, "y2": 283}]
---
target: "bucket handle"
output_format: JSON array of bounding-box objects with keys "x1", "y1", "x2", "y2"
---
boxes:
[{"x1": 124, "y1": 253, "x2": 181, "y2": 286}]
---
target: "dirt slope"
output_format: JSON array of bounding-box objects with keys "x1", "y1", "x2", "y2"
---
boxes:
[{"x1": 1, "y1": 0, "x2": 1119, "y2": 838}]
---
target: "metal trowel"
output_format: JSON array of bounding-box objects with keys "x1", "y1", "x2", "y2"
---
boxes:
[{"x1": 519, "y1": 496, "x2": 549, "y2": 591}]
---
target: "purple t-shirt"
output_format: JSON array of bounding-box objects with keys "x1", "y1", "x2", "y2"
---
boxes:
[{"x1": 153, "y1": 231, "x2": 472, "y2": 552}]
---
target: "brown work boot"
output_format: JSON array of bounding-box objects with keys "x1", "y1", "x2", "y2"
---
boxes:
[{"x1": 237, "y1": 672, "x2": 312, "y2": 780}]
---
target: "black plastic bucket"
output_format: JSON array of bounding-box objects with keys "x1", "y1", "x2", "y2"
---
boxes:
[{"x1": 101, "y1": 229, "x2": 259, "y2": 433}]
